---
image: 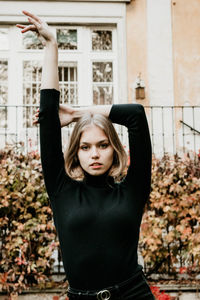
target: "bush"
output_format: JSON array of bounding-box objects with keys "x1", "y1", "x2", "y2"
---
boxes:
[
  {"x1": 0, "y1": 145, "x2": 58, "y2": 295},
  {"x1": 140, "y1": 153, "x2": 200, "y2": 275},
  {"x1": 1, "y1": 145, "x2": 199, "y2": 295},
  {"x1": 150, "y1": 286, "x2": 174, "y2": 300}
]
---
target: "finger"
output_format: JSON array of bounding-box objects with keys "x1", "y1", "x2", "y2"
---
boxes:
[
  {"x1": 33, "y1": 116, "x2": 39, "y2": 124},
  {"x1": 27, "y1": 17, "x2": 40, "y2": 29},
  {"x1": 33, "y1": 120, "x2": 38, "y2": 125},
  {"x1": 20, "y1": 24, "x2": 37, "y2": 33},
  {"x1": 22, "y1": 10, "x2": 42, "y2": 24},
  {"x1": 16, "y1": 24, "x2": 26, "y2": 29}
]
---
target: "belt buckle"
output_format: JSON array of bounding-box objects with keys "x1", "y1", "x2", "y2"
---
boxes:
[{"x1": 97, "y1": 289, "x2": 111, "y2": 300}]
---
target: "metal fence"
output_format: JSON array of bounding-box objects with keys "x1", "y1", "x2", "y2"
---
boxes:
[
  {"x1": 0, "y1": 105, "x2": 200, "y2": 157},
  {"x1": 1, "y1": 104, "x2": 200, "y2": 277}
]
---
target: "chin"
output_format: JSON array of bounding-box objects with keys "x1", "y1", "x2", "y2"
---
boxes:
[{"x1": 87, "y1": 169, "x2": 106, "y2": 176}]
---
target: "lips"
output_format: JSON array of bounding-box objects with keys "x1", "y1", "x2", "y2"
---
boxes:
[
  {"x1": 90, "y1": 163, "x2": 102, "y2": 169},
  {"x1": 90, "y1": 163, "x2": 102, "y2": 166}
]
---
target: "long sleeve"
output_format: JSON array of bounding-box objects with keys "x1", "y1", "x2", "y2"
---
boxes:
[
  {"x1": 39, "y1": 89, "x2": 69, "y2": 198},
  {"x1": 109, "y1": 104, "x2": 152, "y2": 202},
  {"x1": 41, "y1": 101, "x2": 151, "y2": 289}
]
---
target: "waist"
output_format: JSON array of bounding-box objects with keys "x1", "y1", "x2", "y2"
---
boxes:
[{"x1": 67, "y1": 269, "x2": 144, "y2": 299}]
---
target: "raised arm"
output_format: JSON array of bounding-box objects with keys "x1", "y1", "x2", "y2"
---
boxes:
[
  {"x1": 17, "y1": 10, "x2": 59, "y2": 90},
  {"x1": 109, "y1": 104, "x2": 152, "y2": 201},
  {"x1": 56, "y1": 103, "x2": 151, "y2": 203},
  {"x1": 57, "y1": 104, "x2": 112, "y2": 127},
  {"x1": 17, "y1": 12, "x2": 67, "y2": 198}
]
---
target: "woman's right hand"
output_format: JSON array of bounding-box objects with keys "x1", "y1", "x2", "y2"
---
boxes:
[
  {"x1": 33, "y1": 105, "x2": 75, "y2": 127},
  {"x1": 59, "y1": 104, "x2": 75, "y2": 127},
  {"x1": 16, "y1": 10, "x2": 56, "y2": 45}
]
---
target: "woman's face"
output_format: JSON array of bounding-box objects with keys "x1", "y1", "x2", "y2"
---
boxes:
[{"x1": 77, "y1": 124, "x2": 114, "y2": 176}]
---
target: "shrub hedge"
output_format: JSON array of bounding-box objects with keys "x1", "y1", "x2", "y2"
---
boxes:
[
  {"x1": 140, "y1": 153, "x2": 200, "y2": 276},
  {"x1": 0, "y1": 145, "x2": 199, "y2": 297},
  {"x1": 0, "y1": 145, "x2": 58, "y2": 295}
]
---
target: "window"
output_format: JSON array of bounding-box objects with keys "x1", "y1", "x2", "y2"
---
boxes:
[
  {"x1": 91, "y1": 29, "x2": 115, "y2": 105},
  {"x1": 23, "y1": 61, "x2": 42, "y2": 127},
  {"x1": 92, "y1": 30, "x2": 112, "y2": 51},
  {"x1": 0, "y1": 24, "x2": 118, "y2": 133},
  {"x1": 0, "y1": 60, "x2": 8, "y2": 128},
  {"x1": 0, "y1": 28, "x2": 9, "y2": 129},
  {"x1": 20, "y1": 24, "x2": 116, "y2": 111},
  {"x1": 23, "y1": 31, "x2": 43, "y2": 50},
  {"x1": 92, "y1": 62, "x2": 113, "y2": 105},
  {"x1": 57, "y1": 29, "x2": 78, "y2": 50},
  {"x1": 59, "y1": 62, "x2": 78, "y2": 105}
]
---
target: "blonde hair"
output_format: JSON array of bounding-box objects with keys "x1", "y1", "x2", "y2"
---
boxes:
[{"x1": 64, "y1": 113, "x2": 127, "y2": 182}]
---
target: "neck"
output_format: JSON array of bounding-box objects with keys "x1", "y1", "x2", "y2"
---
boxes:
[{"x1": 84, "y1": 171, "x2": 114, "y2": 188}]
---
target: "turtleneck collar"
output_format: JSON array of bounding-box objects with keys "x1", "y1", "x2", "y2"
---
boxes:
[{"x1": 83, "y1": 171, "x2": 115, "y2": 188}]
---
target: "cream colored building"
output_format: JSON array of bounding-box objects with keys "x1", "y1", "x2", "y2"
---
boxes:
[
  {"x1": 0, "y1": 0, "x2": 199, "y2": 155},
  {"x1": 127, "y1": 0, "x2": 200, "y2": 156}
]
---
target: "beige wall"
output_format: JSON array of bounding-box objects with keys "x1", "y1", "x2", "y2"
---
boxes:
[
  {"x1": 126, "y1": 0, "x2": 149, "y2": 105},
  {"x1": 127, "y1": 0, "x2": 200, "y2": 107},
  {"x1": 126, "y1": 0, "x2": 200, "y2": 154},
  {"x1": 172, "y1": 0, "x2": 200, "y2": 106}
]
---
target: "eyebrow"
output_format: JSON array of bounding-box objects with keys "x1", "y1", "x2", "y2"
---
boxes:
[{"x1": 80, "y1": 139, "x2": 109, "y2": 145}]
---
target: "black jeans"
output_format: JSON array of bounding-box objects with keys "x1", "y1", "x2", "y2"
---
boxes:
[{"x1": 67, "y1": 271, "x2": 155, "y2": 300}]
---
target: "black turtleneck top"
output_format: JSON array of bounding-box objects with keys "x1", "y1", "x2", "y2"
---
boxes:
[{"x1": 39, "y1": 89, "x2": 152, "y2": 290}]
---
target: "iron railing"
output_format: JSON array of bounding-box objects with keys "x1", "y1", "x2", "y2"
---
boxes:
[{"x1": 0, "y1": 105, "x2": 200, "y2": 157}]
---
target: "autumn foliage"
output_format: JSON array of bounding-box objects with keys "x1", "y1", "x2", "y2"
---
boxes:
[
  {"x1": 0, "y1": 146, "x2": 199, "y2": 297},
  {"x1": 0, "y1": 146, "x2": 58, "y2": 294},
  {"x1": 150, "y1": 286, "x2": 174, "y2": 300},
  {"x1": 140, "y1": 153, "x2": 200, "y2": 275}
]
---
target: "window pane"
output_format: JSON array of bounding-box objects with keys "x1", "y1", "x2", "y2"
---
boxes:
[
  {"x1": 93, "y1": 85, "x2": 113, "y2": 105},
  {"x1": 57, "y1": 29, "x2": 77, "y2": 50},
  {"x1": 92, "y1": 62, "x2": 113, "y2": 105},
  {"x1": 0, "y1": 28, "x2": 9, "y2": 50},
  {"x1": 23, "y1": 61, "x2": 42, "y2": 127},
  {"x1": 0, "y1": 60, "x2": 8, "y2": 128},
  {"x1": 59, "y1": 62, "x2": 78, "y2": 105},
  {"x1": 23, "y1": 32, "x2": 43, "y2": 50},
  {"x1": 0, "y1": 60, "x2": 8, "y2": 82},
  {"x1": 92, "y1": 30, "x2": 112, "y2": 51},
  {"x1": 93, "y1": 62, "x2": 113, "y2": 82}
]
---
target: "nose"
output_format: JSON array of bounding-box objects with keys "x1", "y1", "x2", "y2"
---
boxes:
[{"x1": 91, "y1": 146, "x2": 100, "y2": 158}]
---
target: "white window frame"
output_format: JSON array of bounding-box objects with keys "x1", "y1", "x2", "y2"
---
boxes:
[
  {"x1": 0, "y1": 1, "x2": 127, "y2": 145},
  {"x1": 0, "y1": 1, "x2": 127, "y2": 102}
]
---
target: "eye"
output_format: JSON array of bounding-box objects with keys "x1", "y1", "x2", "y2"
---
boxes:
[
  {"x1": 99, "y1": 143, "x2": 109, "y2": 149},
  {"x1": 80, "y1": 145, "x2": 89, "y2": 151}
]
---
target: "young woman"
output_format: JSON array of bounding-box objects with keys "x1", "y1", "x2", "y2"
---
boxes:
[{"x1": 17, "y1": 11, "x2": 154, "y2": 300}]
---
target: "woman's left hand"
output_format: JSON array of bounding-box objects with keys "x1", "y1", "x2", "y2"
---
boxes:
[{"x1": 16, "y1": 10, "x2": 56, "y2": 46}]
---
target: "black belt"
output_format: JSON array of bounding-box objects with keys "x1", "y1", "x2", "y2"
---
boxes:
[{"x1": 67, "y1": 271, "x2": 144, "y2": 299}]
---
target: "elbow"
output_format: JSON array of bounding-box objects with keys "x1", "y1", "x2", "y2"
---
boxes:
[{"x1": 135, "y1": 104, "x2": 145, "y2": 115}]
